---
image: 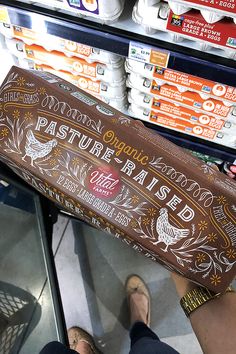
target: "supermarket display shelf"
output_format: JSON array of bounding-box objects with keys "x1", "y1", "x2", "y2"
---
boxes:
[
  {"x1": 142, "y1": 121, "x2": 236, "y2": 163},
  {"x1": 0, "y1": 0, "x2": 235, "y2": 162},
  {"x1": 1, "y1": 0, "x2": 236, "y2": 86}
]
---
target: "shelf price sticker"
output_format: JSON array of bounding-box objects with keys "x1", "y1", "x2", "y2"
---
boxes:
[
  {"x1": 0, "y1": 6, "x2": 10, "y2": 24},
  {"x1": 128, "y1": 42, "x2": 169, "y2": 68}
]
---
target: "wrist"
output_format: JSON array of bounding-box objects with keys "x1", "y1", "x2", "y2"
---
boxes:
[{"x1": 171, "y1": 273, "x2": 196, "y2": 298}]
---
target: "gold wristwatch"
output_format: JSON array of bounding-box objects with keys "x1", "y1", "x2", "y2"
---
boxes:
[{"x1": 180, "y1": 286, "x2": 235, "y2": 317}]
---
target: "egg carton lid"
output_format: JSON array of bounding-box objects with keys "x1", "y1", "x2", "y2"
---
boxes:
[
  {"x1": 125, "y1": 59, "x2": 236, "y2": 105},
  {"x1": 132, "y1": 1, "x2": 236, "y2": 60},
  {"x1": 168, "y1": 0, "x2": 236, "y2": 20}
]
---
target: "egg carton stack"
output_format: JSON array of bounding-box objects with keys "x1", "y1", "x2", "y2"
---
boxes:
[
  {"x1": 132, "y1": 0, "x2": 236, "y2": 59},
  {"x1": 0, "y1": 24, "x2": 128, "y2": 112},
  {"x1": 13, "y1": 0, "x2": 125, "y2": 23},
  {"x1": 125, "y1": 58, "x2": 236, "y2": 148}
]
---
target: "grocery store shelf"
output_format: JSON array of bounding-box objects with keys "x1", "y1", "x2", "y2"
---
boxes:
[
  {"x1": 1, "y1": 0, "x2": 236, "y2": 86},
  {"x1": 0, "y1": 0, "x2": 235, "y2": 162},
  {"x1": 142, "y1": 121, "x2": 236, "y2": 163}
]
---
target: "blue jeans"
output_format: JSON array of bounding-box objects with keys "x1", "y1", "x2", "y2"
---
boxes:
[
  {"x1": 129, "y1": 322, "x2": 180, "y2": 354},
  {"x1": 40, "y1": 322, "x2": 180, "y2": 354}
]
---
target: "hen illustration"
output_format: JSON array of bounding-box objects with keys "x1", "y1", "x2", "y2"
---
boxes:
[
  {"x1": 152, "y1": 208, "x2": 190, "y2": 252},
  {"x1": 22, "y1": 130, "x2": 57, "y2": 167}
]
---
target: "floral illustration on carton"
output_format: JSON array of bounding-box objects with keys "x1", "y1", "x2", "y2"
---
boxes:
[
  {"x1": 0, "y1": 116, "x2": 33, "y2": 154},
  {"x1": 17, "y1": 77, "x2": 25, "y2": 87},
  {"x1": 110, "y1": 185, "x2": 147, "y2": 218},
  {"x1": 0, "y1": 72, "x2": 18, "y2": 96},
  {"x1": 58, "y1": 152, "x2": 92, "y2": 187},
  {"x1": 132, "y1": 206, "x2": 236, "y2": 284}
]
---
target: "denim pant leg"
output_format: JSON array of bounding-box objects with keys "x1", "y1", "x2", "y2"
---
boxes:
[
  {"x1": 39, "y1": 341, "x2": 78, "y2": 354},
  {"x1": 129, "y1": 322, "x2": 180, "y2": 354}
]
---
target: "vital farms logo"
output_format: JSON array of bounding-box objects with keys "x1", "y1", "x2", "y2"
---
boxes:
[{"x1": 87, "y1": 164, "x2": 121, "y2": 198}]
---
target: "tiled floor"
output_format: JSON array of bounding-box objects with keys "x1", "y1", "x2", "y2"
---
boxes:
[
  {"x1": 53, "y1": 215, "x2": 202, "y2": 354},
  {"x1": 0, "y1": 200, "x2": 57, "y2": 354}
]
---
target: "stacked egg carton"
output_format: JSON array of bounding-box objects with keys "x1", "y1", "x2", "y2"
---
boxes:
[
  {"x1": 0, "y1": 23, "x2": 128, "y2": 112},
  {"x1": 167, "y1": 0, "x2": 236, "y2": 23},
  {"x1": 13, "y1": 0, "x2": 125, "y2": 23},
  {"x1": 125, "y1": 58, "x2": 236, "y2": 148},
  {"x1": 132, "y1": 0, "x2": 236, "y2": 60}
]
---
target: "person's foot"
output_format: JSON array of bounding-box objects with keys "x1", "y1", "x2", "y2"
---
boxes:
[
  {"x1": 126, "y1": 275, "x2": 151, "y2": 327},
  {"x1": 68, "y1": 327, "x2": 100, "y2": 354}
]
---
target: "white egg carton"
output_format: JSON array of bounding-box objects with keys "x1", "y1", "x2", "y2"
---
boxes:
[
  {"x1": 0, "y1": 23, "x2": 122, "y2": 65},
  {"x1": 64, "y1": 0, "x2": 125, "y2": 22},
  {"x1": 141, "y1": 0, "x2": 236, "y2": 22},
  {"x1": 126, "y1": 72, "x2": 235, "y2": 120},
  {"x1": 128, "y1": 88, "x2": 236, "y2": 130},
  {"x1": 125, "y1": 58, "x2": 236, "y2": 104},
  {"x1": 128, "y1": 102, "x2": 236, "y2": 148},
  {"x1": 14, "y1": 0, "x2": 125, "y2": 23},
  {"x1": 132, "y1": 1, "x2": 236, "y2": 59},
  {"x1": 5, "y1": 38, "x2": 126, "y2": 84},
  {"x1": 98, "y1": 94, "x2": 128, "y2": 112},
  {"x1": 19, "y1": 60, "x2": 127, "y2": 100}
]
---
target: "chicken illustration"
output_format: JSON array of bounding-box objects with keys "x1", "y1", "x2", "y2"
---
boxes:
[
  {"x1": 152, "y1": 208, "x2": 190, "y2": 252},
  {"x1": 22, "y1": 130, "x2": 57, "y2": 167}
]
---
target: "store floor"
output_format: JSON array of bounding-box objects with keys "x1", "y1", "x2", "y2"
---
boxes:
[{"x1": 53, "y1": 215, "x2": 202, "y2": 354}]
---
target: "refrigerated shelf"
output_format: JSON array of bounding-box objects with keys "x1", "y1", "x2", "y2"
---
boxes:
[{"x1": 0, "y1": 0, "x2": 235, "y2": 162}]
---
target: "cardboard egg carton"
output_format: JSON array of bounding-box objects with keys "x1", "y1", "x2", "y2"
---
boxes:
[
  {"x1": 5, "y1": 38, "x2": 126, "y2": 84},
  {"x1": 127, "y1": 73, "x2": 236, "y2": 120},
  {"x1": 13, "y1": 0, "x2": 125, "y2": 23},
  {"x1": 142, "y1": 0, "x2": 236, "y2": 22},
  {"x1": 132, "y1": 1, "x2": 236, "y2": 59},
  {"x1": 167, "y1": 0, "x2": 236, "y2": 24},
  {"x1": 18, "y1": 62, "x2": 127, "y2": 111},
  {"x1": 1, "y1": 65, "x2": 236, "y2": 293},
  {"x1": 128, "y1": 88, "x2": 236, "y2": 130},
  {"x1": 128, "y1": 102, "x2": 236, "y2": 147},
  {"x1": 19, "y1": 62, "x2": 127, "y2": 98},
  {"x1": 0, "y1": 23, "x2": 122, "y2": 65},
  {"x1": 126, "y1": 58, "x2": 236, "y2": 104}
]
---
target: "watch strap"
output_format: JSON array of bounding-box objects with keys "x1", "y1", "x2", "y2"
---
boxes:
[{"x1": 180, "y1": 286, "x2": 235, "y2": 317}]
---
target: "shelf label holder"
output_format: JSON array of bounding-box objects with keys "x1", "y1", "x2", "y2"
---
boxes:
[{"x1": 128, "y1": 41, "x2": 170, "y2": 68}]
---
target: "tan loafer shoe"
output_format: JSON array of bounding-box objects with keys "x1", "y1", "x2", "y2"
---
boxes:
[
  {"x1": 125, "y1": 275, "x2": 151, "y2": 327},
  {"x1": 68, "y1": 327, "x2": 101, "y2": 354}
]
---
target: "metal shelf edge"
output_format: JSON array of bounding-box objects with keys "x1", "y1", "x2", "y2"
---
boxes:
[{"x1": 1, "y1": 0, "x2": 236, "y2": 85}]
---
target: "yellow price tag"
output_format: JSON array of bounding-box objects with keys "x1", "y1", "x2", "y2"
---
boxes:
[{"x1": 0, "y1": 6, "x2": 10, "y2": 24}]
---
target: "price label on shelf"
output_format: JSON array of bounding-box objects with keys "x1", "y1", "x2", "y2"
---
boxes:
[
  {"x1": 128, "y1": 42, "x2": 169, "y2": 68},
  {"x1": 0, "y1": 6, "x2": 10, "y2": 24}
]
